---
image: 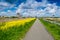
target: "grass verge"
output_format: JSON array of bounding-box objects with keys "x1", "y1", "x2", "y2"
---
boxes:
[{"x1": 40, "y1": 18, "x2": 60, "y2": 40}]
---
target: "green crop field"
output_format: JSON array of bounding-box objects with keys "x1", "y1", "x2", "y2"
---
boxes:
[{"x1": 0, "y1": 18, "x2": 36, "y2": 40}]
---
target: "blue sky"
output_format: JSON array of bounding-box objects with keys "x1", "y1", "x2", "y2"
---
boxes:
[{"x1": 0, "y1": 0, "x2": 60, "y2": 17}]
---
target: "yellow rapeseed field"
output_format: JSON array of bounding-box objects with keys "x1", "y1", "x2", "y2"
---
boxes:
[{"x1": 0, "y1": 18, "x2": 35, "y2": 30}]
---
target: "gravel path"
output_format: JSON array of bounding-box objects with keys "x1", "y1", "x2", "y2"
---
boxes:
[{"x1": 23, "y1": 19, "x2": 54, "y2": 40}]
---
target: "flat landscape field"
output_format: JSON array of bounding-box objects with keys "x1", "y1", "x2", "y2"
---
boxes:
[
  {"x1": 0, "y1": 18, "x2": 36, "y2": 40},
  {"x1": 44, "y1": 18, "x2": 60, "y2": 22}
]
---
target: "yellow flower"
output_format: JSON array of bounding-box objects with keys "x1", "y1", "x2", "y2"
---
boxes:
[{"x1": 1, "y1": 18, "x2": 35, "y2": 30}]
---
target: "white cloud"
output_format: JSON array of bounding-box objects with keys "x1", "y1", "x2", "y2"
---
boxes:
[
  {"x1": 16, "y1": 0, "x2": 60, "y2": 17},
  {"x1": 0, "y1": 10, "x2": 16, "y2": 16},
  {"x1": 0, "y1": 2, "x2": 15, "y2": 11}
]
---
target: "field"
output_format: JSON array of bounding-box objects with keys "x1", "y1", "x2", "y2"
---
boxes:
[
  {"x1": 44, "y1": 18, "x2": 60, "y2": 22},
  {"x1": 40, "y1": 18, "x2": 60, "y2": 40},
  {"x1": 0, "y1": 18, "x2": 36, "y2": 40}
]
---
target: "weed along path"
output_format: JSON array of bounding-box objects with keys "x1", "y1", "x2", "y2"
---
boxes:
[{"x1": 23, "y1": 19, "x2": 54, "y2": 40}]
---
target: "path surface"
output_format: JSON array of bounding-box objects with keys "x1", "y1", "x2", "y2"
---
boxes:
[{"x1": 23, "y1": 19, "x2": 54, "y2": 40}]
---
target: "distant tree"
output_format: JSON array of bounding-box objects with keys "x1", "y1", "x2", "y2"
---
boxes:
[
  {"x1": 17, "y1": 13, "x2": 20, "y2": 18},
  {"x1": 2, "y1": 16, "x2": 4, "y2": 18},
  {"x1": 10, "y1": 16, "x2": 17, "y2": 18},
  {"x1": 0, "y1": 16, "x2": 1, "y2": 17},
  {"x1": 52, "y1": 14, "x2": 55, "y2": 23},
  {"x1": 53, "y1": 15, "x2": 54, "y2": 17}
]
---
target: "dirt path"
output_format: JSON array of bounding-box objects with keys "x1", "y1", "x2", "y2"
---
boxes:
[{"x1": 23, "y1": 19, "x2": 54, "y2": 40}]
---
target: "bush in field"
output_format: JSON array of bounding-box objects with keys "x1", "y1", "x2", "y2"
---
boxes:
[
  {"x1": 10, "y1": 16, "x2": 18, "y2": 18},
  {"x1": 0, "y1": 18, "x2": 36, "y2": 40}
]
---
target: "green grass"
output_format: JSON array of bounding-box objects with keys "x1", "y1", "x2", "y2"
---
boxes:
[
  {"x1": 40, "y1": 18, "x2": 60, "y2": 40},
  {"x1": 0, "y1": 19, "x2": 36, "y2": 40}
]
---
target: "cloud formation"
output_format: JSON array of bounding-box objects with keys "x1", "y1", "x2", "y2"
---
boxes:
[
  {"x1": 0, "y1": 10, "x2": 16, "y2": 16},
  {"x1": 0, "y1": 1, "x2": 17, "y2": 16},
  {"x1": 0, "y1": 0, "x2": 60, "y2": 17},
  {"x1": 0, "y1": 1, "x2": 15, "y2": 12},
  {"x1": 16, "y1": 0, "x2": 60, "y2": 17}
]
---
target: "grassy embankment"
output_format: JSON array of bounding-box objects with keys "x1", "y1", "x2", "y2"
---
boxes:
[
  {"x1": 0, "y1": 18, "x2": 36, "y2": 40},
  {"x1": 40, "y1": 18, "x2": 60, "y2": 40}
]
